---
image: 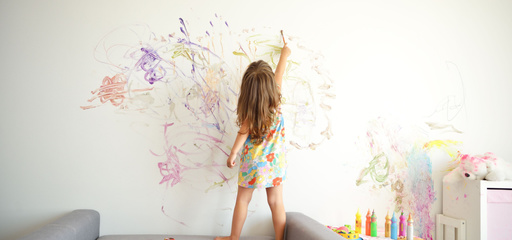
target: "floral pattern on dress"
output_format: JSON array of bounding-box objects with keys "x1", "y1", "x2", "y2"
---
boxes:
[{"x1": 238, "y1": 108, "x2": 286, "y2": 188}]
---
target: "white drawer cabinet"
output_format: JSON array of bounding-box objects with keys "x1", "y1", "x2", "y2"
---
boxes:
[{"x1": 442, "y1": 180, "x2": 512, "y2": 240}]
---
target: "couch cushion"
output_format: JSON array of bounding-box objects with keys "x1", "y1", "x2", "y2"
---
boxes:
[
  {"x1": 18, "y1": 209, "x2": 100, "y2": 240},
  {"x1": 285, "y1": 212, "x2": 342, "y2": 240},
  {"x1": 99, "y1": 235, "x2": 274, "y2": 240}
]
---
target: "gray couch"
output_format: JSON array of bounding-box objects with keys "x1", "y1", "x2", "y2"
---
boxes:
[{"x1": 18, "y1": 210, "x2": 342, "y2": 240}]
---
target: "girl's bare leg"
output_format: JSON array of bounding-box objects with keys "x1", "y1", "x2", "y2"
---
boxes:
[
  {"x1": 215, "y1": 186, "x2": 255, "y2": 240},
  {"x1": 266, "y1": 185, "x2": 285, "y2": 240}
]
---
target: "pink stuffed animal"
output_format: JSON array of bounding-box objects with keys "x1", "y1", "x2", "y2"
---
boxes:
[{"x1": 443, "y1": 152, "x2": 512, "y2": 182}]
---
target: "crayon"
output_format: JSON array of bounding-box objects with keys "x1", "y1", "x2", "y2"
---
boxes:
[
  {"x1": 391, "y1": 212, "x2": 398, "y2": 239},
  {"x1": 407, "y1": 213, "x2": 414, "y2": 240},
  {"x1": 356, "y1": 208, "x2": 362, "y2": 234},
  {"x1": 366, "y1": 209, "x2": 371, "y2": 235},
  {"x1": 399, "y1": 211, "x2": 406, "y2": 237},
  {"x1": 371, "y1": 210, "x2": 377, "y2": 237},
  {"x1": 385, "y1": 211, "x2": 391, "y2": 237}
]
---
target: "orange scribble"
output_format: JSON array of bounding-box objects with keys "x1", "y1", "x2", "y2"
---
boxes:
[{"x1": 81, "y1": 73, "x2": 152, "y2": 110}]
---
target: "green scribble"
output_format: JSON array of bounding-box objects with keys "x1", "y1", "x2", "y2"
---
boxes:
[
  {"x1": 356, "y1": 153, "x2": 390, "y2": 186},
  {"x1": 171, "y1": 44, "x2": 193, "y2": 61},
  {"x1": 232, "y1": 50, "x2": 251, "y2": 63},
  {"x1": 205, "y1": 175, "x2": 236, "y2": 193}
]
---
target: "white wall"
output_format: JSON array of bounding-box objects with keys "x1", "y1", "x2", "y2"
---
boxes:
[{"x1": 1, "y1": 0, "x2": 512, "y2": 239}]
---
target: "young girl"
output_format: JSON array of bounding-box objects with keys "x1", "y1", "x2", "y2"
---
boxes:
[{"x1": 216, "y1": 43, "x2": 291, "y2": 240}]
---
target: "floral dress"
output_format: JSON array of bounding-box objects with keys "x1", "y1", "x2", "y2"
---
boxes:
[{"x1": 238, "y1": 107, "x2": 286, "y2": 189}]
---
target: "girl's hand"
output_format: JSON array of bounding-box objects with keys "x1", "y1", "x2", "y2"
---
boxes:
[
  {"x1": 281, "y1": 43, "x2": 291, "y2": 58},
  {"x1": 275, "y1": 43, "x2": 291, "y2": 85},
  {"x1": 227, "y1": 155, "x2": 236, "y2": 168}
]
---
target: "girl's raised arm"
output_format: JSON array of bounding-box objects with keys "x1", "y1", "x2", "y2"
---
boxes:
[{"x1": 274, "y1": 43, "x2": 291, "y2": 87}]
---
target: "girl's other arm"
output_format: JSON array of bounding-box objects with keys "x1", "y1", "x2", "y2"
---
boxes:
[
  {"x1": 274, "y1": 43, "x2": 291, "y2": 86},
  {"x1": 227, "y1": 120, "x2": 250, "y2": 168}
]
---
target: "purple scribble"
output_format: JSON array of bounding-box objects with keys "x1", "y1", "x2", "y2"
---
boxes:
[
  {"x1": 171, "y1": 19, "x2": 221, "y2": 61},
  {"x1": 179, "y1": 18, "x2": 190, "y2": 42},
  {"x1": 135, "y1": 48, "x2": 166, "y2": 84}
]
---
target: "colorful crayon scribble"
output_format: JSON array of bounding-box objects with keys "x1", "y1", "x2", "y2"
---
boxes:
[
  {"x1": 81, "y1": 73, "x2": 153, "y2": 110},
  {"x1": 356, "y1": 117, "x2": 463, "y2": 240},
  {"x1": 82, "y1": 15, "x2": 335, "y2": 192}
]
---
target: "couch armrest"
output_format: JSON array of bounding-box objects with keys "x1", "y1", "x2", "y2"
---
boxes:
[
  {"x1": 285, "y1": 212, "x2": 342, "y2": 240},
  {"x1": 18, "y1": 209, "x2": 100, "y2": 240}
]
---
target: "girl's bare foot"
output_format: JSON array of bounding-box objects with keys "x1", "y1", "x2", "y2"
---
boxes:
[{"x1": 214, "y1": 237, "x2": 232, "y2": 240}]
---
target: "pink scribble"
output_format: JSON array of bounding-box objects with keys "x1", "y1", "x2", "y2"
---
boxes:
[
  {"x1": 152, "y1": 123, "x2": 230, "y2": 188},
  {"x1": 407, "y1": 146, "x2": 435, "y2": 240},
  {"x1": 81, "y1": 73, "x2": 152, "y2": 110},
  {"x1": 151, "y1": 123, "x2": 187, "y2": 187},
  {"x1": 161, "y1": 206, "x2": 188, "y2": 227},
  {"x1": 153, "y1": 145, "x2": 185, "y2": 187}
]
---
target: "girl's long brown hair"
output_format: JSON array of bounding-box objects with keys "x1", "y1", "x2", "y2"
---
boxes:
[{"x1": 237, "y1": 60, "x2": 281, "y2": 145}]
